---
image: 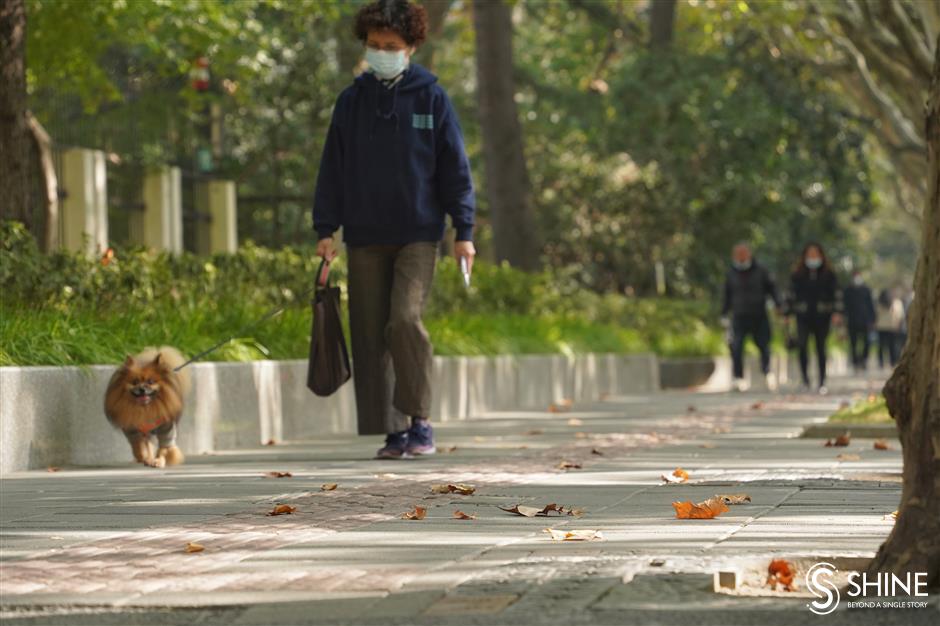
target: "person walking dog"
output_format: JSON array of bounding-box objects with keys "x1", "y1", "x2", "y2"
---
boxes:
[{"x1": 313, "y1": 0, "x2": 476, "y2": 459}]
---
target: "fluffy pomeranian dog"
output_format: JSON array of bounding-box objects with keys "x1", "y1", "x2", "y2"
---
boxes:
[{"x1": 104, "y1": 346, "x2": 191, "y2": 468}]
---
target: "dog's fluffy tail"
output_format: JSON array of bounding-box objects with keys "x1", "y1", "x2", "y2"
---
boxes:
[{"x1": 136, "y1": 345, "x2": 192, "y2": 397}]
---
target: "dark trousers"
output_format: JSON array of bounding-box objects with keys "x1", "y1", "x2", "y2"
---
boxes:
[
  {"x1": 877, "y1": 330, "x2": 900, "y2": 368},
  {"x1": 797, "y1": 315, "x2": 831, "y2": 386},
  {"x1": 730, "y1": 313, "x2": 771, "y2": 379},
  {"x1": 847, "y1": 325, "x2": 870, "y2": 370},
  {"x1": 347, "y1": 242, "x2": 437, "y2": 435}
]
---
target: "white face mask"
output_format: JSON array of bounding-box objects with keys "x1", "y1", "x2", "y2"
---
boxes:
[
  {"x1": 805, "y1": 258, "x2": 823, "y2": 270},
  {"x1": 732, "y1": 259, "x2": 752, "y2": 271},
  {"x1": 853, "y1": 275, "x2": 864, "y2": 286},
  {"x1": 365, "y1": 48, "x2": 408, "y2": 79}
]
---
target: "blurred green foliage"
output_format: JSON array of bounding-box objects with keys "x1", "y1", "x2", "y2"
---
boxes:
[
  {"x1": 24, "y1": 0, "x2": 891, "y2": 299},
  {"x1": 1, "y1": 220, "x2": 723, "y2": 365}
]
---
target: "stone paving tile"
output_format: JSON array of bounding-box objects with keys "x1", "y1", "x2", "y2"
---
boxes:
[{"x1": 0, "y1": 377, "x2": 909, "y2": 624}]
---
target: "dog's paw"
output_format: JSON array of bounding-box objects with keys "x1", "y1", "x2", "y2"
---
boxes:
[
  {"x1": 157, "y1": 446, "x2": 184, "y2": 466},
  {"x1": 147, "y1": 457, "x2": 166, "y2": 469}
]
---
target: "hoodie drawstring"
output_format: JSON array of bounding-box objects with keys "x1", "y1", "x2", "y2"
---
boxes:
[{"x1": 371, "y1": 77, "x2": 401, "y2": 138}]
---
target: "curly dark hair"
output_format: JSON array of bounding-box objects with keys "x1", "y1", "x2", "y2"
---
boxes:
[{"x1": 354, "y1": 0, "x2": 428, "y2": 47}]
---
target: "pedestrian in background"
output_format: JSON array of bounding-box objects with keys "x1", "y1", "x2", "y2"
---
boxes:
[
  {"x1": 875, "y1": 288, "x2": 905, "y2": 369},
  {"x1": 721, "y1": 243, "x2": 780, "y2": 392},
  {"x1": 787, "y1": 242, "x2": 841, "y2": 394},
  {"x1": 842, "y1": 270, "x2": 876, "y2": 372}
]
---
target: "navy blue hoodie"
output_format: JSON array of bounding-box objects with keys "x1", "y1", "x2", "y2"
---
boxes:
[{"x1": 312, "y1": 64, "x2": 475, "y2": 246}]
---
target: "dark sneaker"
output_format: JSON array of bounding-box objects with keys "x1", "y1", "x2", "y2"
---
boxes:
[
  {"x1": 376, "y1": 431, "x2": 411, "y2": 459},
  {"x1": 406, "y1": 418, "x2": 436, "y2": 456}
]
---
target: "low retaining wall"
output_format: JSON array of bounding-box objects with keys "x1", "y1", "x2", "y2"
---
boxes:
[{"x1": 0, "y1": 353, "x2": 659, "y2": 473}]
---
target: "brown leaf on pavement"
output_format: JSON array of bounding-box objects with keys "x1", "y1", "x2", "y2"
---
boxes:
[
  {"x1": 700, "y1": 442, "x2": 716, "y2": 449},
  {"x1": 591, "y1": 448, "x2": 604, "y2": 456},
  {"x1": 401, "y1": 506, "x2": 427, "y2": 520},
  {"x1": 184, "y1": 542, "x2": 205, "y2": 553},
  {"x1": 836, "y1": 453, "x2": 861, "y2": 461},
  {"x1": 575, "y1": 432, "x2": 588, "y2": 439},
  {"x1": 267, "y1": 504, "x2": 297, "y2": 516},
  {"x1": 46, "y1": 466, "x2": 61, "y2": 472},
  {"x1": 453, "y1": 510, "x2": 477, "y2": 520},
  {"x1": 687, "y1": 405, "x2": 696, "y2": 413},
  {"x1": 750, "y1": 401, "x2": 765, "y2": 410},
  {"x1": 557, "y1": 461, "x2": 582, "y2": 470},
  {"x1": 499, "y1": 503, "x2": 581, "y2": 517},
  {"x1": 825, "y1": 432, "x2": 851, "y2": 447},
  {"x1": 264, "y1": 471, "x2": 292, "y2": 478},
  {"x1": 265, "y1": 439, "x2": 276, "y2": 446},
  {"x1": 767, "y1": 559, "x2": 795, "y2": 591},
  {"x1": 566, "y1": 417, "x2": 583, "y2": 426},
  {"x1": 873, "y1": 439, "x2": 890, "y2": 450},
  {"x1": 716, "y1": 493, "x2": 751, "y2": 505},
  {"x1": 320, "y1": 483, "x2": 338, "y2": 491},
  {"x1": 525, "y1": 429, "x2": 544, "y2": 435},
  {"x1": 672, "y1": 497, "x2": 729, "y2": 519},
  {"x1": 430, "y1": 483, "x2": 476, "y2": 495},
  {"x1": 662, "y1": 467, "x2": 689, "y2": 483},
  {"x1": 543, "y1": 528, "x2": 603, "y2": 541}
]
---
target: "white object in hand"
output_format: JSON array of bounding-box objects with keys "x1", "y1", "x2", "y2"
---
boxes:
[{"x1": 459, "y1": 256, "x2": 471, "y2": 289}]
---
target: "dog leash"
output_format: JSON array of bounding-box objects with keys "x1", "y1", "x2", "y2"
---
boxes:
[{"x1": 173, "y1": 260, "x2": 332, "y2": 372}]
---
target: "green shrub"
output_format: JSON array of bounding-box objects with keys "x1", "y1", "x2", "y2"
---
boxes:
[{"x1": 1, "y1": 220, "x2": 725, "y2": 365}]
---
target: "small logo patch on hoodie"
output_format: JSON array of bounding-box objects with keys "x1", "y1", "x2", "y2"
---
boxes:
[{"x1": 412, "y1": 114, "x2": 434, "y2": 129}]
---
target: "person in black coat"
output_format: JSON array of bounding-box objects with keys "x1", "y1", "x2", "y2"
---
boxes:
[
  {"x1": 787, "y1": 242, "x2": 841, "y2": 393},
  {"x1": 842, "y1": 270, "x2": 876, "y2": 372},
  {"x1": 721, "y1": 243, "x2": 781, "y2": 390}
]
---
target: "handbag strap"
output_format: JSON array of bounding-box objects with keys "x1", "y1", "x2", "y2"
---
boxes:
[{"x1": 316, "y1": 258, "x2": 331, "y2": 289}]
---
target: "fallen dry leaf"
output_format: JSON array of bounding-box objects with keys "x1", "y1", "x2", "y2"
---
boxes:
[
  {"x1": 836, "y1": 453, "x2": 861, "y2": 461},
  {"x1": 525, "y1": 429, "x2": 544, "y2": 436},
  {"x1": 885, "y1": 510, "x2": 898, "y2": 521},
  {"x1": 184, "y1": 542, "x2": 205, "y2": 553},
  {"x1": 873, "y1": 439, "x2": 890, "y2": 450},
  {"x1": 662, "y1": 467, "x2": 689, "y2": 483},
  {"x1": 543, "y1": 528, "x2": 603, "y2": 541},
  {"x1": 672, "y1": 497, "x2": 729, "y2": 519},
  {"x1": 46, "y1": 466, "x2": 60, "y2": 472},
  {"x1": 767, "y1": 559, "x2": 795, "y2": 591},
  {"x1": 473, "y1": 436, "x2": 486, "y2": 443},
  {"x1": 264, "y1": 471, "x2": 292, "y2": 478},
  {"x1": 838, "y1": 400, "x2": 851, "y2": 410},
  {"x1": 265, "y1": 439, "x2": 276, "y2": 446},
  {"x1": 267, "y1": 504, "x2": 297, "y2": 516},
  {"x1": 575, "y1": 431, "x2": 588, "y2": 439},
  {"x1": 825, "y1": 432, "x2": 851, "y2": 447},
  {"x1": 557, "y1": 460, "x2": 582, "y2": 470},
  {"x1": 430, "y1": 483, "x2": 476, "y2": 495},
  {"x1": 452, "y1": 510, "x2": 477, "y2": 520},
  {"x1": 687, "y1": 405, "x2": 696, "y2": 413},
  {"x1": 566, "y1": 417, "x2": 583, "y2": 426},
  {"x1": 750, "y1": 401, "x2": 765, "y2": 410},
  {"x1": 499, "y1": 503, "x2": 581, "y2": 517},
  {"x1": 717, "y1": 493, "x2": 752, "y2": 505},
  {"x1": 320, "y1": 483, "x2": 338, "y2": 491},
  {"x1": 700, "y1": 442, "x2": 716, "y2": 449},
  {"x1": 401, "y1": 506, "x2": 427, "y2": 520},
  {"x1": 591, "y1": 448, "x2": 604, "y2": 456},
  {"x1": 867, "y1": 393, "x2": 878, "y2": 403}
]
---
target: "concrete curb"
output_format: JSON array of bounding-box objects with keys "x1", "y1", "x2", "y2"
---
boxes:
[
  {"x1": 0, "y1": 353, "x2": 659, "y2": 473},
  {"x1": 800, "y1": 423, "x2": 898, "y2": 439}
]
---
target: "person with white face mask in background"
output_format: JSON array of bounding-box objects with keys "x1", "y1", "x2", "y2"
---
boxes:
[
  {"x1": 786, "y1": 242, "x2": 842, "y2": 394},
  {"x1": 721, "y1": 243, "x2": 781, "y2": 392}
]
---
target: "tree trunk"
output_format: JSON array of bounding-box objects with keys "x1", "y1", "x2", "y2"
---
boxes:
[
  {"x1": 472, "y1": 0, "x2": 540, "y2": 270},
  {"x1": 0, "y1": 0, "x2": 31, "y2": 228},
  {"x1": 26, "y1": 112, "x2": 59, "y2": 252},
  {"x1": 649, "y1": 0, "x2": 677, "y2": 51},
  {"x1": 865, "y1": 37, "x2": 940, "y2": 586}
]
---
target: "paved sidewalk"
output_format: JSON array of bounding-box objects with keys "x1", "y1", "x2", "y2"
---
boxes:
[{"x1": 0, "y1": 375, "x2": 933, "y2": 625}]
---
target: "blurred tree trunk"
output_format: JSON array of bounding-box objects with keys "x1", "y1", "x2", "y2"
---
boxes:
[
  {"x1": 472, "y1": 0, "x2": 539, "y2": 270},
  {"x1": 649, "y1": 0, "x2": 676, "y2": 51},
  {"x1": 0, "y1": 0, "x2": 31, "y2": 228},
  {"x1": 865, "y1": 36, "x2": 940, "y2": 586},
  {"x1": 417, "y1": 0, "x2": 451, "y2": 71}
]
